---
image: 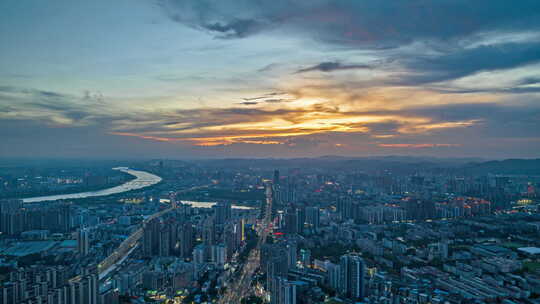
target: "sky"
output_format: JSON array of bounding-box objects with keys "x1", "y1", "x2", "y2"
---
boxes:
[{"x1": 1, "y1": 0, "x2": 539, "y2": 159}]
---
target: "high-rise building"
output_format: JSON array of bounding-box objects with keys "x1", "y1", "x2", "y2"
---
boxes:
[
  {"x1": 339, "y1": 254, "x2": 365, "y2": 300},
  {"x1": 142, "y1": 271, "x2": 163, "y2": 290},
  {"x1": 212, "y1": 244, "x2": 227, "y2": 266},
  {"x1": 176, "y1": 203, "x2": 192, "y2": 219},
  {"x1": 77, "y1": 228, "x2": 90, "y2": 256},
  {"x1": 67, "y1": 273, "x2": 98, "y2": 304},
  {"x1": 224, "y1": 219, "x2": 244, "y2": 260},
  {"x1": 224, "y1": 223, "x2": 237, "y2": 259},
  {"x1": 142, "y1": 218, "x2": 160, "y2": 257},
  {"x1": 305, "y1": 207, "x2": 320, "y2": 230},
  {"x1": 284, "y1": 208, "x2": 298, "y2": 234},
  {"x1": 337, "y1": 196, "x2": 352, "y2": 220},
  {"x1": 286, "y1": 242, "x2": 297, "y2": 269},
  {"x1": 192, "y1": 245, "x2": 205, "y2": 264},
  {"x1": 296, "y1": 208, "x2": 305, "y2": 233},
  {"x1": 0, "y1": 199, "x2": 23, "y2": 236},
  {"x1": 0, "y1": 199, "x2": 23, "y2": 214},
  {"x1": 285, "y1": 178, "x2": 298, "y2": 204},
  {"x1": 99, "y1": 287, "x2": 119, "y2": 304},
  {"x1": 203, "y1": 217, "x2": 216, "y2": 259},
  {"x1": 405, "y1": 199, "x2": 436, "y2": 221},
  {"x1": 273, "y1": 170, "x2": 280, "y2": 186},
  {"x1": 300, "y1": 249, "x2": 311, "y2": 267},
  {"x1": 237, "y1": 218, "x2": 245, "y2": 242},
  {"x1": 159, "y1": 225, "x2": 171, "y2": 256},
  {"x1": 213, "y1": 201, "x2": 231, "y2": 225},
  {"x1": 59, "y1": 203, "x2": 72, "y2": 232},
  {"x1": 326, "y1": 262, "x2": 340, "y2": 290},
  {"x1": 267, "y1": 257, "x2": 289, "y2": 304},
  {"x1": 272, "y1": 276, "x2": 297, "y2": 304},
  {"x1": 179, "y1": 222, "x2": 194, "y2": 258}
]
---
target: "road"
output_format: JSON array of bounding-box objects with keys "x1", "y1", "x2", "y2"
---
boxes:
[
  {"x1": 218, "y1": 183, "x2": 274, "y2": 304},
  {"x1": 97, "y1": 206, "x2": 172, "y2": 278},
  {"x1": 97, "y1": 184, "x2": 211, "y2": 280}
]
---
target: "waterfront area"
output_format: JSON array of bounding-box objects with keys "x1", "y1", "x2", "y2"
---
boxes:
[{"x1": 22, "y1": 167, "x2": 162, "y2": 203}]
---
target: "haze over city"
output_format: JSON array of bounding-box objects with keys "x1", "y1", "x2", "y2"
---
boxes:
[{"x1": 1, "y1": 0, "x2": 539, "y2": 159}]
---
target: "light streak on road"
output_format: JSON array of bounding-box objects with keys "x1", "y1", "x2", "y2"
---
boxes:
[{"x1": 218, "y1": 183, "x2": 274, "y2": 303}]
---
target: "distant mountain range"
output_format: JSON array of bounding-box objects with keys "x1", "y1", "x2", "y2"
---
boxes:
[
  {"x1": 194, "y1": 156, "x2": 540, "y2": 175},
  {"x1": 459, "y1": 159, "x2": 540, "y2": 175},
  {"x1": 2, "y1": 156, "x2": 539, "y2": 175}
]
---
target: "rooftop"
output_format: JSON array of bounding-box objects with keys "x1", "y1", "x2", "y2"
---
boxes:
[
  {"x1": 518, "y1": 247, "x2": 540, "y2": 255},
  {"x1": 0, "y1": 241, "x2": 56, "y2": 257}
]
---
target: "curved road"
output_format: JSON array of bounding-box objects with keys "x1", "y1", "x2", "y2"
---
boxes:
[{"x1": 22, "y1": 167, "x2": 162, "y2": 203}]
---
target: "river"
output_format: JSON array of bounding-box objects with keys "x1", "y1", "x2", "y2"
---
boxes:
[
  {"x1": 164, "y1": 200, "x2": 254, "y2": 210},
  {"x1": 22, "y1": 167, "x2": 162, "y2": 203}
]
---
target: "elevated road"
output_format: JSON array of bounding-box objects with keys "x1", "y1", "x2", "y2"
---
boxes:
[
  {"x1": 97, "y1": 206, "x2": 173, "y2": 279},
  {"x1": 97, "y1": 184, "x2": 211, "y2": 280}
]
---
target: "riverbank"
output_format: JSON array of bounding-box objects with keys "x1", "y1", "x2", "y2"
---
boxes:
[
  {"x1": 22, "y1": 167, "x2": 162, "y2": 203},
  {"x1": 3, "y1": 169, "x2": 136, "y2": 200}
]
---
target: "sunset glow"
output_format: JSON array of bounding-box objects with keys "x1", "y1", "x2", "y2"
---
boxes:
[{"x1": 0, "y1": 1, "x2": 539, "y2": 158}]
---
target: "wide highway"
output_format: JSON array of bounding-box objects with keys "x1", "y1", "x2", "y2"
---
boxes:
[{"x1": 218, "y1": 183, "x2": 274, "y2": 303}]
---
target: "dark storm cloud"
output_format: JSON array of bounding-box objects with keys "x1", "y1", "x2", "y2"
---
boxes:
[
  {"x1": 163, "y1": 0, "x2": 540, "y2": 47},
  {"x1": 36, "y1": 90, "x2": 65, "y2": 98},
  {"x1": 396, "y1": 42, "x2": 540, "y2": 85},
  {"x1": 519, "y1": 77, "x2": 540, "y2": 86},
  {"x1": 202, "y1": 19, "x2": 263, "y2": 38},
  {"x1": 162, "y1": 0, "x2": 540, "y2": 88},
  {"x1": 295, "y1": 61, "x2": 371, "y2": 73},
  {"x1": 165, "y1": 0, "x2": 270, "y2": 39},
  {"x1": 238, "y1": 92, "x2": 291, "y2": 105},
  {"x1": 238, "y1": 101, "x2": 258, "y2": 105}
]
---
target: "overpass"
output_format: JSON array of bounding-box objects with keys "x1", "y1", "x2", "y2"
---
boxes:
[
  {"x1": 97, "y1": 184, "x2": 211, "y2": 280},
  {"x1": 97, "y1": 206, "x2": 173, "y2": 279}
]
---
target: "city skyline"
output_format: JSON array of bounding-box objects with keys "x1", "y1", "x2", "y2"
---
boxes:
[{"x1": 1, "y1": 0, "x2": 540, "y2": 159}]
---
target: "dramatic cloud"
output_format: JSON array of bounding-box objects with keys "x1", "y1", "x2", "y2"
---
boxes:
[
  {"x1": 296, "y1": 62, "x2": 371, "y2": 73},
  {"x1": 239, "y1": 101, "x2": 259, "y2": 106},
  {"x1": 163, "y1": 0, "x2": 540, "y2": 47},
  {"x1": 202, "y1": 19, "x2": 264, "y2": 39},
  {"x1": 102, "y1": 98, "x2": 540, "y2": 150},
  {"x1": 395, "y1": 41, "x2": 540, "y2": 85},
  {"x1": 0, "y1": 1, "x2": 539, "y2": 158}
]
